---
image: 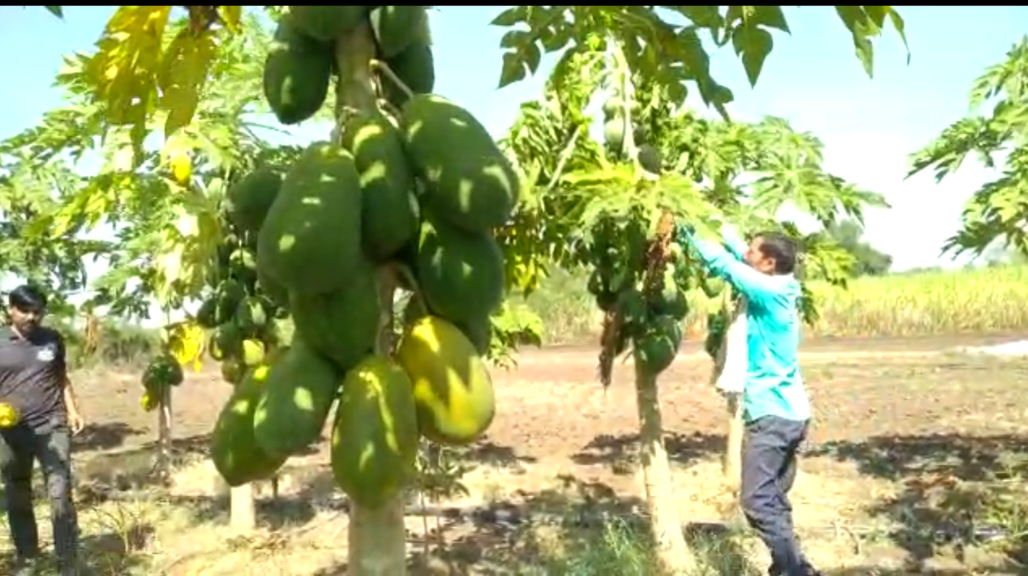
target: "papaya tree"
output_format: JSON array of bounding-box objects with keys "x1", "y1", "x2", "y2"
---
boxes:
[
  {"x1": 0, "y1": 13, "x2": 304, "y2": 491},
  {"x1": 495, "y1": 11, "x2": 905, "y2": 573},
  {"x1": 24, "y1": 5, "x2": 909, "y2": 574},
  {"x1": 627, "y1": 94, "x2": 879, "y2": 492},
  {"x1": 908, "y1": 36, "x2": 1028, "y2": 259},
  {"x1": 502, "y1": 55, "x2": 885, "y2": 573}
]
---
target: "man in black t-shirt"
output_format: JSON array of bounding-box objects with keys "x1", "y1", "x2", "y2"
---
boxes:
[{"x1": 0, "y1": 285, "x2": 85, "y2": 575}]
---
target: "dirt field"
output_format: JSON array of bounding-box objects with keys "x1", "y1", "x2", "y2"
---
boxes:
[{"x1": 4, "y1": 334, "x2": 1028, "y2": 574}]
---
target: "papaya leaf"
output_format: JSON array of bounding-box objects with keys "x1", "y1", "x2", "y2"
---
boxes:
[
  {"x1": 216, "y1": 6, "x2": 242, "y2": 33},
  {"x1": 731, "y1": 23, "x2": 775, "y2": 88},
  {"x1": 81, "y1": 6, "x2": 173, "y2": 165},
  {"x1": 159, "y1": 28, "x2": 217, "y2": 138}
]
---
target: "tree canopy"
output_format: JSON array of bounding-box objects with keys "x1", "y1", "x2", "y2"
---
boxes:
[
  {"x1": 908, "y1": 36, "x2": 1028, "y2": 259},
  {"x1": 827, "y1": 219, "x2": 893, "y2": 277}
]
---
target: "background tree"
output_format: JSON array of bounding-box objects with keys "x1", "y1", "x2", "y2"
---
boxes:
[{"x1": 827, "y1": 218, "x2": 894, "y2": 277}]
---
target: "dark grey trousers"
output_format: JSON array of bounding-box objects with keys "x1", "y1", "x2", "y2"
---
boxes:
[
  {"x1": 740, "y1": 415, "x2": 812, "y2": 576},
  {"x1": 1, "y1": 425, "x2": 79, "y2": 566}
]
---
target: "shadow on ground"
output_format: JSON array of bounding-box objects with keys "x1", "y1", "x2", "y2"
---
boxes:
[
  {"x1": 74, "y1": 422, "x2": 145, "y2": 452},
  {"x1": 808, "y1": 432, "x2": 1028, "y2": 572},
  {"x1": 311, "y1": 473, "x2": 760, "y2": 575},
  {"x1": 0, "y1": 526, "x2": 152, "y2": 575},
  {"x1": 572, "y1": 431, "x2": 725, "y2": 472},
  {"x1": 158, "y1": 462, "x2": 344, "y2": 531},
  {"x1": 461, "y1": 438, "x2": 538, "y2": 470}
]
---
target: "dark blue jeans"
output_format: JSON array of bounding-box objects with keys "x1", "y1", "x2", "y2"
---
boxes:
[
  {"x1": 740, "y1": 415, "x2": 813, "y2": 576},
  {"x1": 1, "y1": 424, "x2": 79, "y2": 567}
]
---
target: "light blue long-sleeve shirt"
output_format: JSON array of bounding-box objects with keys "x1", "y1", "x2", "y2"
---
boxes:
[{"x1": 679, "y1": 227, "x2": 810, "y2": 423}]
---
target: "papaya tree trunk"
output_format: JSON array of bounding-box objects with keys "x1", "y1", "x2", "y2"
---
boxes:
[
  {"x1": 157, "y1": 384, "x2": 172, "y2": 482},
  {"x1": 335, "y1": 25, "x2": 408, "y2": 575},
  {"x1": 230, "y1": 483, "x2": 256, "y2": 532},
  {"x1": 634, "y1": 361, "x2": 698, "y2": 574}
]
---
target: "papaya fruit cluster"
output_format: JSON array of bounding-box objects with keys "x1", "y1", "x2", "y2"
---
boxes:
[
  {"x1": 702, "y1": 278, "x2": 732, "y2": 360},
  {"x1": 602, "y1": 94, "x2": 661, "y2": 174},
  {"x1": 263, "y1": 6, "x2": 434, "y2": 125},
  {"x1": 590, "y1": 216, "x2": 691, "y2": 380},
  {"x1": 195, "y1": 199, "x2": 289, "y2": 386},
  {"x1": 139, "y1": 352, "x2": 185, "y2": 412},
  {"x1": 209, "y1": 6, "x2": 520, "y2": 511}
]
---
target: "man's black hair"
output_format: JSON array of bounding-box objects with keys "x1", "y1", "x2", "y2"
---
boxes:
[
  {"x1": 8, "y1": 284, "x2": 48, "y2": 312},
  {"x1": 754, "y1": 231, "x2": 799, "y2": 275}
]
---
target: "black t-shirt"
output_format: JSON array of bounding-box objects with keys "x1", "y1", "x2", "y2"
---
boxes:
[{"x1": 0, "y1": 325, "x2": 68, "y2": 432}]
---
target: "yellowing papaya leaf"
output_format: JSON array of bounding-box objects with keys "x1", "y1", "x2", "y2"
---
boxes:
[
  {"x1": 83, "y1": 6, "x2": 172, "y2": 164},
  {"x1": 170, "y1": 152, "x2": 192, "y2": 185},
  {"x1": 217, "y1": 6, "x2": 242, "y2": 33},
  {"x1": 159, "y1": 29, "x2": 216, "y2": 138},
  {"x1": 161, "y1": 134, "x2": 195, "y2": 185},
  {"x1": 153, "y1": 201, "x2": 222, "y2": 307},
  {"x1": 164, "y1": 321, "x2": 206, "y2": 371}
]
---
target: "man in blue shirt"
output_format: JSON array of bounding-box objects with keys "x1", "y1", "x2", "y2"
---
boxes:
[{"x1": 678, "y1": 226, "x2": 818, "y2": 576}]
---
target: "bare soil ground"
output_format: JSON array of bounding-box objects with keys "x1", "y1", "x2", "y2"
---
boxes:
[{"x1": 3, "y1": 334, "x2": 1028, "y2": 574}]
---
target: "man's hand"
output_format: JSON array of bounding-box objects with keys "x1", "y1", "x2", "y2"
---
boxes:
[{"x1": 68, "y1": 411, "x2": 85, "y2": 435}]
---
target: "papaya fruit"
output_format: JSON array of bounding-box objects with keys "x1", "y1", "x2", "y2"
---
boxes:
[
  {"x1": 257, "y1": 142, "x2": 363, "y2": 295},
  {"x1": 211, "y1": 322, "x2": 243, "y2": 360},
  {"x1": 220, "y1": 357, "x2": 245, "y2": 385},
  {"x1": 637, "y1": 144, "x2": 662, "y2": 174},
  {"x1": 196, "y1": 297, "x2": 219, "y2": 329},
  {"x1": 415, "y1": 216, "x2": 505, "y2": 326},
  {"x1": 649, "y1": 268, "x2": 689, "y2": 321},
  {"x1": 634, "y1": 315, "x2": 683, "y2": 376},
  {"x1": 225, "y1": 167, "x2": 282, "y2": 235},
  {"x1": 235, "y1": 296, "x2": 269, "y2": 334},
  {"x1": 290, "y1": 258, "x2": 380, "y2": 373},
  {"x1": 263, "y1": 16, "x2": 334, "y2": 125},
  {"x1": 211, "y1": 364, "x2": 288, "y2": 486},
  {"x1": 142, "y1": 353, "x2": 184, "y2": 389},
  {"x1": 454, "y1": 316, "x2": 492, "y2": 356},
  {"x1": 382, "y1": 40, "x2": 435, "y2": 109},
  {"x1": 289, "y1": 6, "x2": 368, "y2": 42},
  {"x1": 595, "y1": 290, "x2": 618, "y2": 313},
  {"x1": 370, "y1": 6, "x2": 428, "y2": 58},
  {"x1": 0, "y1": 403, "x2": 20, "y2": 429},
  {"x1": 604, "y1": 117, "x2": 626, "y2": 153},
  {"x1": 401, "y1": 94, "x2": 519, "y2": 233},
  {"x1": 241, "y1": 339, "x2": 266, "y2": 366},
  {"x1": 340, "y1": 110, "x2": 419, "y2": 261},
  {"x1": 602, "y1": 98, "x2": 622, "y2": 119},
  {"x1": 701, "y1": 276, "x2": 727, "y2": 299},
  {"x1": 213, "y1": 280, "x2": 246, "y2": 326},
  {"x1": 331, "y1": 355, "x2": 419, "y2": 508},
  {"x1": 396, "y1": 315, "x2": 495, "y2": 445},
  {"x1": 705, "y1": 315, "x2": 728, "y2": 359},
  {"x1": 253, "y1": 339, "x2": 340, "y2": 458},
  {"x1": 228, "y1": 248, "x2": 258, "y2": 287}
]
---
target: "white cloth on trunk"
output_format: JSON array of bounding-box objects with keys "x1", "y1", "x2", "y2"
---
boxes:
[{"x1": 713, "y1": 295, "x2": 748, "y2": 395}]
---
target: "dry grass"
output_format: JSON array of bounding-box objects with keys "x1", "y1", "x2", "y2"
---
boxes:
[{"x1": 528, "y1": 264, "x2": 1028, "y2": 343}]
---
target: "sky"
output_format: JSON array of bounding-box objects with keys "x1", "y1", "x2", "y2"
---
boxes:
[{"x1": 1, "y1": 6, "x2": 1027, "y2": 317}]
